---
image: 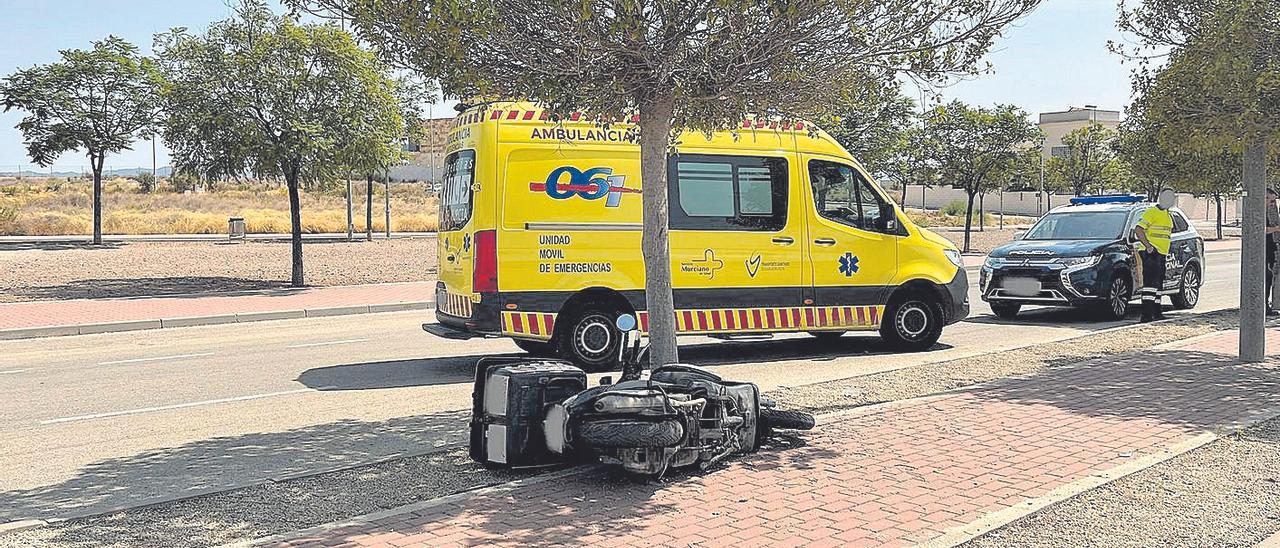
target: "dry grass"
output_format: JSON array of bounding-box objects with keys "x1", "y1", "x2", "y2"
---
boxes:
[{"x1": 0, "y1": 177, "x2": 438, "y2": 235}]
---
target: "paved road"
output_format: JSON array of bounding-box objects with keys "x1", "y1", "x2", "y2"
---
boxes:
[{"x1": 0, "y1": 250, "x2": 1244, "y2": 523}]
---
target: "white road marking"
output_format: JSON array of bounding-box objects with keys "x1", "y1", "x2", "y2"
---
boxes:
[
  {"x1": 0, "y1": 369, "x2": 28, "y2": 375},
  {"x1": 285, "y1": 338, "x2": 370, "y2": 349},
  {"x1": 98, "y1": 352, "x2": 216, "y2": 366},
  {"x1": 40, "y1": 387, "x2": 332, "y2": 425}
]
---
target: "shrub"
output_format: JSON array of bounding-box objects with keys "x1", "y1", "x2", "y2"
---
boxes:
[{"x1": 940, "y1": 199, "x2": 968, "y2": 216}]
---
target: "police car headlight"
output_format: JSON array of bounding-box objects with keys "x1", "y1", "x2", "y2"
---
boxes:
[
  {"x1": 943, "y1": 249, "x2": 964, "y2": 268},
  {"x1": 1058, "y1": 256, "x2": 1100, "y2": 269},
  {"x1": 984, "y1": 256, "x2": 1004, "y2": 269}
]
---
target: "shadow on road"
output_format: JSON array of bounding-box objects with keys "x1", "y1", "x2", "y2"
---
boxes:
[
  {"x1": 4, "y1": 276, "x2": 294, "y2": 301},
  {"x1": 0, "y1": 410, "x2": 472, "y2": 524},
  {"x1": 965, "y1": 304, "x2": 1190, "y2": 328},
  {"x1": 0, "y1": 241, "x2": 126, "y2": 252},
  {"x1": 298, "y1": 338, "x2": 954, "y2": 392}
]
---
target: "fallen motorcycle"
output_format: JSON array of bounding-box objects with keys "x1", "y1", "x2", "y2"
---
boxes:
[{"x1": 470, "y1": 314, "x2": 815, "y2": 477}]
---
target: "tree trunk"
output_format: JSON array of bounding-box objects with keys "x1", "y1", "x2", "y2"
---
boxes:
[
  {"x1": 286, "y1": 168, "x2": 305, "y2": 287},
  {"x1": 1214, "y1": 192, "x2": 1223, "y2": 241},
  {"x1": 346, "y1": 173, "x2": 354, "y2": 242},
  {"x1": 90, "y1": 153, "x2": 103, "y2": 245},
  {"x1": 978, "y1": 193, "x2": 985, "y2": 232},
  {"x1": 1240, "y1": 139, "x2": 1267, "y2": 362},
  {"x1": 963, "y1": 189, "x2": 976, "y2": 254},
  {"x1": 365, "y1": 173, "x2": 374, "y2": 241},
  {"x1": 638, "y1": 95, "x2": 678, "y2": 367},
  {"x1": 899, "y1": 183, "x2": 908, "y2": 206}
]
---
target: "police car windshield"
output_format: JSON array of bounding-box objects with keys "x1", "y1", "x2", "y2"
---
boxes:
[{"x1": 1025, "y1": 211, "x2": 1130, "y2": 240}]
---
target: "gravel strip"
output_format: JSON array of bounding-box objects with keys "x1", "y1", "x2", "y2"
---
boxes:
[
  {"x1": 0, "y1": 311, "x2": 1242, "y2": 548},
  {"x1": 0, "y1": 240, "x2": 437, "y2": 302},
  {"x1": 966, "y1": 417, "x2": 1280, "y2": 548}
]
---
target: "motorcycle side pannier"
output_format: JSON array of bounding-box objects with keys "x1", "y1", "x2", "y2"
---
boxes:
[{"x1": 469, "y1": 358, "x2": 587, "y2": 468}]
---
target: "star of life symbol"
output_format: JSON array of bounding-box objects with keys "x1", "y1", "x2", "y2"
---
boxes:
[{"x1": 839, "y1": 252, "x2": 860, "y2": 277}]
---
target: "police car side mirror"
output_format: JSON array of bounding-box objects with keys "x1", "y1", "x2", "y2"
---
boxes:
[{"x1": 1013, "y1": 230, "x2": 1026, "y2": 240}]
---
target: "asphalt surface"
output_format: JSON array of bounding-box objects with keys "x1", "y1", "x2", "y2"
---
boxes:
[{"x1": 0, "y1": 249, "x2": 1244, "y2": 524}]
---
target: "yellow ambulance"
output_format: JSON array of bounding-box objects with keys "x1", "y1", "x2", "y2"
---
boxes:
[{"x1": 426, "y1": 101, "x2": 968, "y2": 370}]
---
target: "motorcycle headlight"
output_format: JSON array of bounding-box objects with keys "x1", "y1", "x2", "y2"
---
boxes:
[
  {"x1": 943, "y1": 249, "x2": 964, "y2": 268},
  {"x1": 1058, "y1": 256, "x2": 1100, "y2": 269}
]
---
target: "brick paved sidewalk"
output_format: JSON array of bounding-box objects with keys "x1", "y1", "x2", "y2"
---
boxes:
[
  {"x1": 0, "y1": 282, "x2": 433, "y2": 334},
  {"x1": 269, "y1": 328, "x2": 1280, "y2": 548}
]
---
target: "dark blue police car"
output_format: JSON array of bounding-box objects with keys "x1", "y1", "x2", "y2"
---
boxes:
[{"x1": 979, "y1": 195, "x2": 1205, "y2": 320}]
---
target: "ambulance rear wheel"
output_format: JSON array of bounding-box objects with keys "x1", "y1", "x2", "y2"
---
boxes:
[
  {"x1": 557, "y1": 306, "x2": 622, "y2": 372},
  {"x1": 880, "y1": 293, "x2": 943, "y2": 352}
]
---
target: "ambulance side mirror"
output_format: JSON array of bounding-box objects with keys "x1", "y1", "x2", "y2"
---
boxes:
[{"x1": 878, "y1": 204, "x2": 897, "y2": 232}]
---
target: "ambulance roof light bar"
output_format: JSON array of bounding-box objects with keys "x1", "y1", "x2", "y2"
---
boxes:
[{"x1": 1068, "y1": 194, "x2": 1147, "y2": 206}]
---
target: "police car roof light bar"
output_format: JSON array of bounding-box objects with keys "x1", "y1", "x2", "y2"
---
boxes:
[{"x1": 1068, "y1": 194, "x2": 1147, "y2": 206}]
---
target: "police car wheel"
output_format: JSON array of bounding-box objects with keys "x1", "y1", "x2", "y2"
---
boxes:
[
  {"x1": 1172, "y1": 266, "x2": 1200, "y2": 310},
  {"x1": 1098, "y1": 276, "x2": 1131, "y2": 321},
  {"x1": 558, "y1": 308, "x2": 621, "y2": 371},
  {"x1": 990, "y1": 303, "x2": 1020, "y2": 319},
  {"x1": 880, "y1": 294, "x2": 942, "y2": 352}
]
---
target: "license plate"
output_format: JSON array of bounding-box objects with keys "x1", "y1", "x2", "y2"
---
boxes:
[{"x1": 1003, "y1": 277, "x2": 1041, "y2": 297}]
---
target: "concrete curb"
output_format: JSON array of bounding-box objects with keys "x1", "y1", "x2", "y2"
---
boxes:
[{"x1": 0, "y1": 302, "x2": 432, "y2": 341}]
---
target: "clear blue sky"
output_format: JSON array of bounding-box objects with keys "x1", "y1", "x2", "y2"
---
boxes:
[{"x1": 0, "y1": 0, "x2": 1132, "y2": 172}]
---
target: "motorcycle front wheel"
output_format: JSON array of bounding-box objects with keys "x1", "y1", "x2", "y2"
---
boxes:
[
  {"x1": 577, "y1": 419, "x2": 684, "y2": 448},
  {"x1": 760, "y1": 408, "x2": 816, "y2": 430}
]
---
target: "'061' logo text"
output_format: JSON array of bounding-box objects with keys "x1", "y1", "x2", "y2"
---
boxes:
[{"x1": 529, "y1": 166, "x2": 640, "y2": 207}]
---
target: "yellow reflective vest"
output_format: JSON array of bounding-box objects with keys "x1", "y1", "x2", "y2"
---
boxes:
[{"x1": 1137, "y1": 207, "x2": 1173, "y2": 255}]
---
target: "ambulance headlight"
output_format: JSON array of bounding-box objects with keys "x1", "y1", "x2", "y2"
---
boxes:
[{"x1": 943, "y1": 249, "x2": 964, "y2": 269}]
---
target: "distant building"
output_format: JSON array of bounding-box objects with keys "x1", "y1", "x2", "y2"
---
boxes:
[
  {"x1": 1038, "y1": 106, "x2": 1121, "y2": 161},
  {"x1": 391, "y1": 117, "x2": 453, "y2": 183}
]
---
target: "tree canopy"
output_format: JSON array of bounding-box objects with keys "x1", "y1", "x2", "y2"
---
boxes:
[
  {"x1": 922, "y1": 101, "x2": 1040, "y2": 252},
  {"x1": 155, "y1": 0, "x2": 403, "y2": 286},
  {"x1": 0, "y1": 36, "x2": 161, "y2": 244},
  {"x1": 1044, "y1": 122, "x2": 1116, "y2": 196}
]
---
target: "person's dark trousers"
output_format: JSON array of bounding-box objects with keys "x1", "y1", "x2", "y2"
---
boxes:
[{"x1": 1140, "y1": 250, "x2": 1167, "y2": 322}]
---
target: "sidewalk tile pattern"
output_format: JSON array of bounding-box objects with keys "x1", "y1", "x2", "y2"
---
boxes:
[
  {"x1": 280, "y1": 329, "x2": 1280, "y2": 548},
  {"x1": 0, "y1": 283, "x2": 432, "y2": 330}
]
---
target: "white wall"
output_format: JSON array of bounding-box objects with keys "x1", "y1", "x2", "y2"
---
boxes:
[{"x1": 895, "y1": 185, "x2": 1241, "y2": 224}]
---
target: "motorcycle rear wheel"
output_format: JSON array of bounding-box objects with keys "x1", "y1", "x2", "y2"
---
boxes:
[
  {"x1": 760, "y1": 408, "x2": 816, "y2": 430},
  {"x1": 577, "y1": 419, "x2": 684, "y2": 448}
]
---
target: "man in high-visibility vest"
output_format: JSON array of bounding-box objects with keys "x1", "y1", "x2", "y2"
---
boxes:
[{"x1": 1135, "y1": 189, "x2": 1177, "y2": 323}]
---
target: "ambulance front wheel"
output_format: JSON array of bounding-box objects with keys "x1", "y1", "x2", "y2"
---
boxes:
[
  {"x1": 556, "y1": 305, "x2": 623, "y2": 372},
  {"x1": 880, "y1": 293, "x2": 943, "y2": 352}
]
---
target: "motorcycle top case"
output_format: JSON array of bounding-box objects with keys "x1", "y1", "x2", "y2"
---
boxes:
[{"x1": 470, "y1": 357, "x2": 587, "y2": 468}]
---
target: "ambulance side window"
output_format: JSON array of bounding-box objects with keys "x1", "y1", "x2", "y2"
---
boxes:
[
  {"x1": 808, "y1": 160, "x2": 889, "y2": 233},
  {"x1": 668, "y1": 155, "x2": 788, "y2": 231}
]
